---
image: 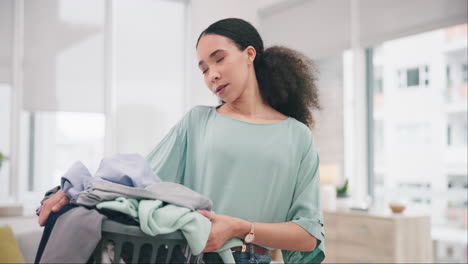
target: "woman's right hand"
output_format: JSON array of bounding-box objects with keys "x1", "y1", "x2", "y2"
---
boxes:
[{"x1": 38, "y1": 190, "x2": 69, "y2": 226}]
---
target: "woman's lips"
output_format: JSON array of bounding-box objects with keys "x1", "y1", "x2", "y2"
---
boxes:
[{"x1": 216, "y1": 84, "x2": 228, "y2": 95}]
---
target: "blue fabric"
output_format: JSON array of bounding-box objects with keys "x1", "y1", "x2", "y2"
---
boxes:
[
  {"x1": 203, "y1": 252, "x2": 271, "y2": 264},
  {"x1": 61, "y1": 153, "x2": 161, "y2": 201},
  {"x1": 61, "y1": 162, "x2": 93, "y2": 201}
]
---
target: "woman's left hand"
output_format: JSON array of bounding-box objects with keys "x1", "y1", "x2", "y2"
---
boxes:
[{"x1": 198, "y1": 210, "x2": 242, "y2": 252}]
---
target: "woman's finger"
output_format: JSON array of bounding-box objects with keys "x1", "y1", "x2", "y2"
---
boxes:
[
  {"x1": 52, "y1": 195, "x2": 69, "y2": 212},
  {"x1": 38, "y1": 207, "x2": 51, "y2": 227},
  {"x1": 203, "y1": 242, "x2": 215, "y2": 253},
  {"x1": 197, "y1": 210, "x2": 213, "y2": 220},
  {"x1": 203, "y1": 240, "x2": 221, "y2": 253}
]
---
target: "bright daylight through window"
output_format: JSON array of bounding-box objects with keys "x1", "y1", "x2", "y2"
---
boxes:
[{"x1": 369, "y1": 23, "x2": 467, "y2": 262}]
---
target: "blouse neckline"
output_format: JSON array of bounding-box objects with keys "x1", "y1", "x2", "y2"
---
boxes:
[{"x1": 213, "y1": 105, "x2": 291, "y2": 126}]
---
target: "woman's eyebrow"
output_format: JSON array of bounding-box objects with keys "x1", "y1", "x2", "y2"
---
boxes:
[{"x1": 198, "y1": 49, "x2": 226, "y2": 66}]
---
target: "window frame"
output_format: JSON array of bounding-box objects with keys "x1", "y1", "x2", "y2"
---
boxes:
[{"x1": 366, "y1": 48, "x2": 375, "y2": 198}]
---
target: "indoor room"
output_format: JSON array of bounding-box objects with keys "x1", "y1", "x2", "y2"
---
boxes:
[{"x1": 0, "y1": 0, "x2": 467, "y2": 263}]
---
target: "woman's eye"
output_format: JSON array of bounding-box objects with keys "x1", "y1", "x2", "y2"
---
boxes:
[
  {"x1": 216, "y1": 57, "x2": 225, "y2": 63},
  {"x1": 202, "y1": 69, "x2": 208, "y2": 75}
]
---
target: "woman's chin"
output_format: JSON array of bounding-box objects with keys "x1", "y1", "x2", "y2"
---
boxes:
[{"x1": 218, "y1": 95, "x2": 230, "y2": 103}]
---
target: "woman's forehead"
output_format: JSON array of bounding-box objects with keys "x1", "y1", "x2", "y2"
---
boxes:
[{"x1": 197, "y1": 34, "x2": 236, "y2": 59}]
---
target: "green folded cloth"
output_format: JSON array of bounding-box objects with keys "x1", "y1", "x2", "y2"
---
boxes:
[{"x1": 96, "y1": 197, "x2": 139, "y2": 218}]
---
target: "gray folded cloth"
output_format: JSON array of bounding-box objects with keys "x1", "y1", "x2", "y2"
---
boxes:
[
  {"x1": 76, "y1": 180, "x2": 212, "y2": 211},
  {"x1": 40, "y1": 206, "x2": 107, "y2": 263}
]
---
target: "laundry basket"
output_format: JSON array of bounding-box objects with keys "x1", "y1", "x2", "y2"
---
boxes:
[{"x1": 91, "y1": 220, "x2": 191, "y2": 264}]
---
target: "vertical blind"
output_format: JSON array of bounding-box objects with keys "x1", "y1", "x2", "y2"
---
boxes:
[
  {"x1": 0, "y1": 0, "x2": 13, "y2": 84},
  {"x1": 22, "y1": 0, "x2": 106, "y2": 113}
]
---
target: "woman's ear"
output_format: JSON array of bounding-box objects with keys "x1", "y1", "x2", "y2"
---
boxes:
[{"x1": 246, "y1": 46, "x2": 256, "y2": 65}]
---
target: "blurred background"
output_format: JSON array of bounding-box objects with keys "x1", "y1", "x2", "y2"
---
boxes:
[{"x1": 0, "y1": 0, "x2": 466, "y2": 263}]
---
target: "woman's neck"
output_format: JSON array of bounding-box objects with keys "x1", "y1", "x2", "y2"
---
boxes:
[{"x1": 226, "y1": 77, "x2": 271, "y2": 117}]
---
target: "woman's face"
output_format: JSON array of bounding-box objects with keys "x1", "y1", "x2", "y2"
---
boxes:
[{"x1": 197, "y1": 34, "x2": 254, "y2": 103}]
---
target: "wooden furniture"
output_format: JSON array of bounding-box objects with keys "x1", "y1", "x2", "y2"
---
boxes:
[{"x1": 323, "y1": 209, "x2": 432, "y2": 263}]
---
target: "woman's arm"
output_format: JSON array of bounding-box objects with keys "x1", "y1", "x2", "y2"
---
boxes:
[
  {"x1": 234, "y1": 218, "x2": 317, "y2": 251},
  {"x1": 198, "y1": 210, "x2": 317, "y2": 252}
]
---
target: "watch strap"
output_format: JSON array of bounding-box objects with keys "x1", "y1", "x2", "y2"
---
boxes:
[{"x1": 248, "y1": 219, "x2": 255, "y2": 233}]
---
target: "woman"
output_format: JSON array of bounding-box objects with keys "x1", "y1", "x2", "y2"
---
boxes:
[{"x1": 38, "y1": 18, "x2": 325, "y2": 263}]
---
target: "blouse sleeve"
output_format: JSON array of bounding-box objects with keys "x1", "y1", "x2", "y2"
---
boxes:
[
  {"x1": 145, "y1": 109, "x2": 191, "y2": 184},
  {"x1": 282, "y1": 134, "x2": 326, "y2": 263}
]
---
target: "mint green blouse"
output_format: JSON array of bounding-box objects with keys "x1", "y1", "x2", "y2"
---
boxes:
[{"x1": 146, "y1": 105, "x2": 325, "y2": 263}]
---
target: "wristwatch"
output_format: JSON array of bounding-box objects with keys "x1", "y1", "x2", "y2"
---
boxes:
[{"x1": 244, "y1": 220, "x2": 255, "y2": 243}]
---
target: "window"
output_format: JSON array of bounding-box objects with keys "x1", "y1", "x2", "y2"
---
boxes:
[
  {"x1": 447, "y1": 124, "x2": 452, "y2": 146},
  {"x1": 398, "y1": 65, "x2": 430, "y2": 88},
  {"x1": 462, "y1": 64, "x2": 468, "y2": 82},
  {"x1": 8, "y1": 0, "x2": 188, "y2": 211},
  {"x1": 374, "y1": 120, "x2": 384, "y2": 154},
  {"x1": 446, "y1": 174, "x2": 468, "y2": 227},
  {"x1": 446, "y1": 65, "x2": 452, "y2": 87},
  {"x1": 368, "y1": 24, "x2": 468, "y2": 233},
  {"x1": 447, "y1": 113, "x2": 468, "y2": 147},
  {"x1": 445, "y1": 48, "x2": 467, "y2": 103},
  {"x1": 374, "y1": 66, "x2": 383, "y2": 94},
  {"x1": 23, "y1": 112, "x2": 105, "y2": 193},
  {"x1": 0, "y1": 84, "x2": 12, "y2": 202},
  {"x1": 407, "y1": 68, "x2": 420, "y2": 86},
  {"x1": 424, "y1": 66, "x2": 430, "y2": 86}
]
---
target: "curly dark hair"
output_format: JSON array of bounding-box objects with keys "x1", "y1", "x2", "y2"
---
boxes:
[{"x1": 196, "y1": 18, "x2": 320, "y2": 128}]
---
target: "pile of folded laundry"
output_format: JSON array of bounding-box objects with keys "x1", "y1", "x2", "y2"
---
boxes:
[{"x1": 34, "y1": 153, "x2": 242, "y2": 264}]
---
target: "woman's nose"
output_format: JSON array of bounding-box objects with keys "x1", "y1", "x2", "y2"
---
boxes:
[{"x1": 210, "y1": 71, "x2": 221, "y2": 83}]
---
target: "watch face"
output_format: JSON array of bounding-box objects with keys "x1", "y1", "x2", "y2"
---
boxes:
[{"x1": 245, "y1": 233, "x2": 255, "y2": 243}]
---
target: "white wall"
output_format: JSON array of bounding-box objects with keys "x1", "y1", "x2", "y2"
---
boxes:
[
  {"x1": 314, "y1": 55, "x2": 345, "y2": 181},
  {"x1": 113, "y1": 0, "x2": 187, "y2": 155},
  {"x1": 260, "y1": 0, "x2": 352, "y2": 60},
  {"x1": 359, "y1": 0, "x2": 468, "y2": 47},
  {"x1": 259, "y1": 0, "x2": 467, "y2": 60}
]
